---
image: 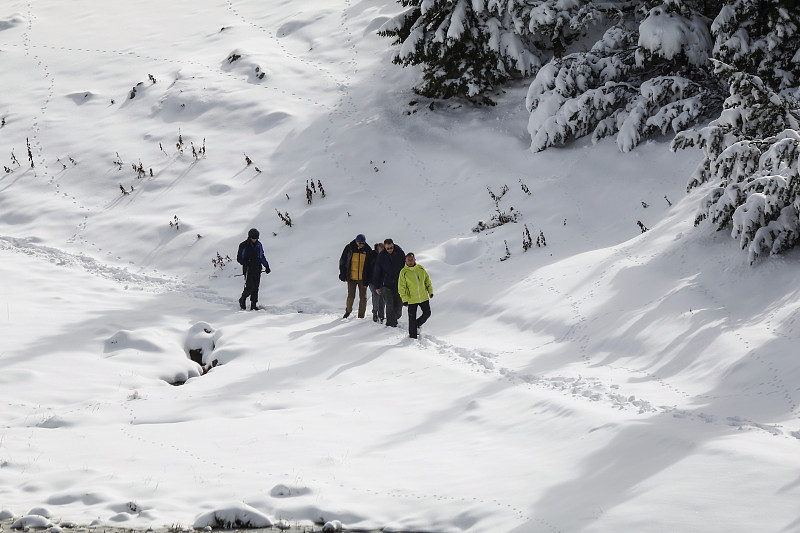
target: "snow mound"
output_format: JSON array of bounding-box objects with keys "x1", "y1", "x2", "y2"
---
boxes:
[
  {"x1": 193, "y1": 503, "x2": 274, "y2": 529},
  {"x1": 220, "y1": 49, "x2": 269, "y2": 83},
  {"x1": 185, "y1": 322, "x2": 221, "y2": 371},
  {"x1": 12, "y1": 515, "x2": 54, "y2": 529},
  {"x1": 322, "y1": 520, "x2": 343, "y2": 531},
  {"x1": 269, "y1": 484, "x2": 312, "y2": 498},
  {"x1": 433, "y1": 237, "x2": 485, "y2": 266},
  {"x1": 104, "y1": 328, "x2": 202, "y2": 385},
  {"x1": 0, "y1": 14, "x2": 26, "y2": 31}
]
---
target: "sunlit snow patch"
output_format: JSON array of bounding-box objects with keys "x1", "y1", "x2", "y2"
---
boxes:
[{"x1": 104, "y1": 328, "x2": 201, "y2": 385}]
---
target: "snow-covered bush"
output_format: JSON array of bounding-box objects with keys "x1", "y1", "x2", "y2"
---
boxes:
[
  {"x1": 185, "y1": 322, "x2": 221, "y2": 372},
  {"x1": 193, "y1": 503, "x2": 274, "y2": 529},
  {"x1": 673, "y1": 66, "x2": 800, "y2": 263}
]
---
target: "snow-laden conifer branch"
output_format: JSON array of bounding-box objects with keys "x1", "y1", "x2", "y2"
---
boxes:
[{"x1": 674, "y1": 66, "x2": 800, "y2": 263}]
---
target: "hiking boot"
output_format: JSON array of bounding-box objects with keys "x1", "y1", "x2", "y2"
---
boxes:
[
  {"x1": 238, "y1": 297, "x2": 246, "y2": 310},
  {"x1": 373, "y1": 311, "x2": 378, "y2": 322},
  {"x1": 342, "y1": 311, "x2": 351, "y2": 319},
  {"x1": 251, "y1": 301, "x2": 259, "y2": 311}
]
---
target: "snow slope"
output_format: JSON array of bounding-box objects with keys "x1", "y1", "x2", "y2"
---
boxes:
[{"x1": 1, "y1": 1, "x2": 799, "y2": 532}]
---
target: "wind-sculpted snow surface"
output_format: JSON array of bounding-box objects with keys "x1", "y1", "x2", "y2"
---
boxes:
[{"x1": 1, "y1": 0, "x2": 800, "y2": 532}]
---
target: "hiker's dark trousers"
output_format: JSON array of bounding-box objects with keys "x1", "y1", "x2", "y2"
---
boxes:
[
  {"x1": 408, "y1": 301, "x2": 431, "y2": 339},
  {"x1": 241, "y1": 267, "x2": 262, "y2": 304}
]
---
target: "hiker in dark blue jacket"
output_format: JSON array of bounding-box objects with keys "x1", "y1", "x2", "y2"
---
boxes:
[
  {"x1": 237, "y1": 228, "x2": 270, "y2": 310},
  {"x1": 373, "y1": 238, "x2": 406, "y2": 327}
]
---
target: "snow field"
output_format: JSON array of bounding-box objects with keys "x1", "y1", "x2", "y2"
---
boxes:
[{"x1": 2, "y1": 0, "x2": 800, "y2": 532}]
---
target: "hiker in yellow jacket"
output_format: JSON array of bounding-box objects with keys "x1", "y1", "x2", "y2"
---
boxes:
[
  {"x1": 398, "y1": 252, "x2": 433, "y2": 339},
  {"x1": 338, "y1": 234, "x2": 375, "y2": 319}
]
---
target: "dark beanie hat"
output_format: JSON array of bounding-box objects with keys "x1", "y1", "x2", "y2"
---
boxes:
[
  {"x1": 355, "y1": 234, "x2": 366, "y2": 243},
  {"x1": 248, "y1": 228, "x2": 260, "y2": 239}
]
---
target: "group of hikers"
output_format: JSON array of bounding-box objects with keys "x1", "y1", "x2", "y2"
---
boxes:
[
  {"x1": 236, "y1": 230, "x2": 433, "y2": 340},
  {"x1": 338, "y1": 234, "x2": 433, "y2": 340}
]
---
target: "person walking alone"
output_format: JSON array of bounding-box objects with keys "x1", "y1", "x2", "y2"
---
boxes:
[
  {"x1": 398, "y1": 252, "x2": 433, "y2": 339},
  {"x1": 373, "y1": 238, "x2": 406, "y2": 327},
  {"x1": 237, "y1": 228, "x2": 271, "y2": 310},
  {"x1": 338, "y1": 234, "x2": 375, "y2": 319}
]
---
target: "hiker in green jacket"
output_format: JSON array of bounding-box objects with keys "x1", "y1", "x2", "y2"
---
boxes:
[{"x1": 397, "y1": 252, "x2": 433, "y2": 339}]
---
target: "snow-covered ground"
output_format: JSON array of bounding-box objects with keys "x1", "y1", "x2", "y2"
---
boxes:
[{"x1": 1, "y1": 1, "x2": 800, "y2": 532}]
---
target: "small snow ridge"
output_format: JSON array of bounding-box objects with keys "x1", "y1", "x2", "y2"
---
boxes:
[
  {"x1": 104, "y1": 330, "x2": 162, "y2": 354},
  {"x1": 435, "y1": 237, "x2": 486, "y2": 266},
  {"x1": 36, "y1": 415, "x2": 72, "y2": 429},
  {"x1": 12, "y1": 515, "x2": 53, "y2": 529},
  {"x1": 193, "y1": 503, "x2": 274, "y2": 529},
  {"x1": 65, "y1": 92, "x2": 98, "y2": 105},
  {"x1": 269, "y1": 484, "x2": 312, "y2": 498},
  {"x1": 208, "y1": 184, "x2": 231, "y2": 196},
  {"x1": 276, "y1": 20, "x2": 313, "y2": 38},
  {"x1": 104, "y1": 327, "x2": 202, "y2": 385},
  {"x1": 0, "y1": 14, "x2": 26, "y2": 31}
]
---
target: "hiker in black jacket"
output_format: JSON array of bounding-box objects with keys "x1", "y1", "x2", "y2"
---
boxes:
[
  {"x1": 373, "y1": 238, "x2": 406, "y2": 327},
  {"x1": 338, "y1": 233, "x2": 375, "y2": 319},
  {"x1": 237, "y1": 228, "x2": 271, "y2": 310}
]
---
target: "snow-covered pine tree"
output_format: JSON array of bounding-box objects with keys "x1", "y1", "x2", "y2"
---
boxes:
[
  {"x1": 526, "y1": 0, "x2": 725, "y2": 152},
  {"x1": 672, "y1": 64, "x2": 800, "y2": 263},
  {"x1": 378, "y1": 0, "x2": 613, "y2": 100},
  {"x1": 379, "y1": 0, "x2": 540, "y2": 99},
  {"x1": 712, "y1": 0, "x2": 800, "y2": 91},
  {"x1": 525, "y1": 1, "x2": 620, "y2": 59}
]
